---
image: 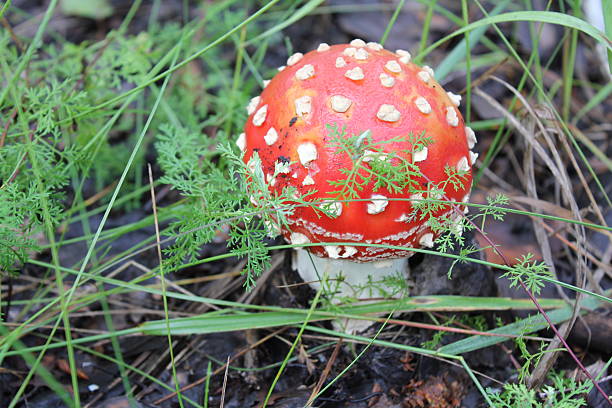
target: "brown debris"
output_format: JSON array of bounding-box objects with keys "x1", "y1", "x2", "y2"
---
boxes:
[{"x1": 402, "y1": 376, "x2": 465, "y2": 408}]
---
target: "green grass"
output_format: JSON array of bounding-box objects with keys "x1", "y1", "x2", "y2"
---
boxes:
[{"x1": 1, "y1": 1, "x2": 611, "y2": 407}]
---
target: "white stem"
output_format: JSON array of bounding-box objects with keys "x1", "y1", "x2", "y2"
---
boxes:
[
  {"x1": 293, "y1": 249, "x2": 409, "y2": 297},
  {"x1": 292, "y1": 249, "x2": 409, "y2": 332}
]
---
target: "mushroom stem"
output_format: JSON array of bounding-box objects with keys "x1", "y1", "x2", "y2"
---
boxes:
[
  {"x1": 292, "y1": 249, "x2": 409, "y2": 332},
  {"x1": 292, "y1": 249, "x2": 409, "y2": 301}
]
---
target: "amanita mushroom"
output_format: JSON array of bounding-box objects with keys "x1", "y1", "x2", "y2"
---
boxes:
[{"x1": 239, "y1": 41, "x2": 476, "y2": 303}]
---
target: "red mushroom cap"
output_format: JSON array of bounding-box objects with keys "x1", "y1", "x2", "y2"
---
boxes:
[{"x1": 240, "y1": 41, "x2": 476, "y2": 262}]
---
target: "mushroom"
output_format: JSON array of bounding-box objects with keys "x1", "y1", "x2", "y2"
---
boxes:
[{"x1": 240, "y1": 41, "x2": 475, "y2": 311}]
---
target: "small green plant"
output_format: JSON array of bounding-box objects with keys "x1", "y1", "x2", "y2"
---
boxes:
[
  {"x1": 421, "y1": 327, "x2": 448, "y2": 350},
  {"x1": 486, "y1": 371, "x2": 590, "y2": 408},
  {"x1": 501, "y1": 254, "x2": 553, "y2": 296},
  {"x1": 325, "y1": 122, "x2": 431, "y2": 201},
  {"x1": 155, "y1": 129, "x2": 304, "y2": 289}
]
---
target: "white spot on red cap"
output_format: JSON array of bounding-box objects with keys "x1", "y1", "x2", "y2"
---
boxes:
[
  {"x1": 287, "y1": 52, "x2": 303, "y2": 66},
  {"x1": 343, "y1": 47, "x2": 357, "y2": 57},
  {"x1": 317, "y1": 43, "x2": 330, "y2": 52},
  {"x1": 345, "y1": 66, "x2": 364, "y2": 80},
  {"x1": 414, "y1": 97, "x2": 431, "y2": 114},
  {"x1": 413, "y1": 147, "x2": 428, "y2": 162},
  {"x1": 451, "y1": 219, "x2": 464, "y2": 236},
  {"x1": 350, "y1": 38, "x2": 366, "y2": 47},
  {"x1": 321, "y1": 200, "x2": 342, "y2": 217},
  {"x1": 395, "y1": 213, "x2": 411, "y2": 222},
  {"x1": 264, "y1": 127, "x2": 278, "y2": 145},
  {"x1": 417, "y1": 71, "x2": 431, "y2": 83},
  {"x1": 297, "y1": 142, "x2": 317, "y2": 166},
  {"x1": 302, "y1": 175, "x2": 315, "y2": 185},
  {"x1": 423, "y1": 65, "x2": 435, "y2": 77},
  {"x1": 343, "y1": 246, "x2": 358, "y2": 257},
  {"x1": 446, "y1": 106, "x2": 459, "y2": 127},
  {"x1": 362, "y1": 149, "x2": 387, "y2": 162},
  {"x1": 379, "y1": 73, "x2": 395, "y2": 87},
  {"x1": 324, "y1": 245, "x2": 357, "y2": 259},
  {"x1": 447, "y1": 91, "x2": 461, "y2": 107},
  {"x1": 275, "y1": 160, "x2": 291, "y2": 174},
  {"x1": 295, "y1": 219, "x2": 363, "y2": 241},
  {"x1": 277, "y1": 65, "x2": 286, "y2": 72},
  {"x1": 367, "y1": 194, "x2": 389, "y2": 214},
  {"x1": 385, "y1": 60, "x2": 402, "y2": 73},
  {"x1": 469, "y1": 151, "x2": 479, "y2": 164},
  {"x1": 324, "y1": 246, "x2": 340, "y2": 258},
  {"x1": 252, "y1": 104, "x2": 267, "y2": 126},
  {"x1": 456, "y1": 156, "x2": 470, "y2": 172},
  {"x1": 376, "y1": 104, "x2": 401, "y2": 122},
  {"x1": 428, "y1": 187, "x2": 442, "y2": 200},
  {"x1": 262, "y1": 80, "x2": 270, "y2": 88},
  {"x1": 295, "y1": 64, "x2": 315, "y2": 80},
  {"x1": 295, "y1": 95, "x2": 312, "y2": 117},
  {"x1": 374, "y1": 226, "x2": 419, "y2": 243},
  {"x1": 396, "y1": 49, "x2": 411, "y2": 64},
  {"x1": 465, "y1": 126, "x2": 477, "y2": 149},
  {"x1": 290, "y1": 232, "x2": 310, "y2": 245},
  {"x1": 335, "y1": 57, "x2": 347, "y2": 68},
  {"x1": 246, "y1": 96, "x2": 260, "y2": 115},
  {"x1": 354, "y1": 48, "x2": 369, "y2": 60},
  {"x1": 330, "y1": 95, "x2": 352, "y2": 113},
  {"x1": 367, "y1": 42, "x2": 383, "y2": 51},
  {"x1": 236, "y1": 133, "x2": 246, "y2": 152},
  {"x1": 419, "y1": 233, "x2": 434, "y2": 248},
  {"x1": 410, "y1": 192, "x2": 423, "y2": 205}
]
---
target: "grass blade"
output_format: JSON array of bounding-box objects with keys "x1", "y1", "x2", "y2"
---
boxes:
[{"x1": 438, "y1": 290, "x2": 608, "y2": 355}]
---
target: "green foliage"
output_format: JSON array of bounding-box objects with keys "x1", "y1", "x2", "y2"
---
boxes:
[
  {"x1": 0, "y1": 185, "x2": 40, "y2": 273},
  {"x1": 154, "y1": 123, "x2": 304, "y2": 289},
  {"x1": 478, "y1": 193, "x2": 511, "y2": 229},
  {"x1": 155, "y1": 124, "x2": 216, "y2": 197},
  {"x1": 516, "y1": 337, "x2": 552, "y2": 382},
  {"x1": 421, "y1": 328, "x2": 448, "y2": 350},
  {"x1": 326, "y1": 121, "x2": 480, "y2": 256},
  {"x1": 0, "y1": 120, "x2": 72, "y2": 274},
  {"x1": 325, "y1": 123, "x2": 428, "y2": 200},
  {"x1": 410, "y1": 164, "x2": 469, "y2": 225},
  {"x1": 501, "y1": 254, "x2": 553, "y2": 296},
  {"x1": 333, "y1": 271, "x2": 410, "y2": 303},
  {"x1": 487, "y1": 371, "x2": 590, "y2": 408},
  {"x1": 0, "y1": 27, "x2": 170, "y2": 275},
  {"x1": 421, "y1": 314, "x2": 455, "y2": 349},
  {"x1": 458, "y1": 314, "x2": 488, "y2": 331},
  {"x1": 0, "y1": 14, "x2": 240, "y2": 277}
]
